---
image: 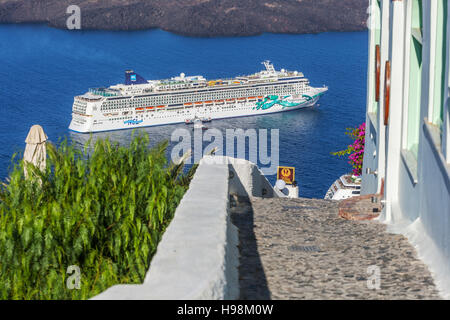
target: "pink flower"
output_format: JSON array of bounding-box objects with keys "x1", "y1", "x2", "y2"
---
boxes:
[{"x1": 333, "y1": 122, "x2": 365, "y2": 176}]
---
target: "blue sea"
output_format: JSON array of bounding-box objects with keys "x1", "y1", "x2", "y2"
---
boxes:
[{"x1": 0, "y1": 24, "x2": 368, "y2": 198}]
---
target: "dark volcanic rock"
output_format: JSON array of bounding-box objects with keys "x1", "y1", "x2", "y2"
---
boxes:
[{"x1": 0, "y1": 0, "x2": 369, "y2": 36}]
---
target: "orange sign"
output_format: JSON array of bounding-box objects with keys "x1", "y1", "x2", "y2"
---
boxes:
[{"x1": 277, "y1": 166, "x2": 295, "y2": 185}]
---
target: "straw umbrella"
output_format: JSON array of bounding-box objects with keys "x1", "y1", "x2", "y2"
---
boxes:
[{"x1": 24, "y1": 125, "x2": 48, "y2": 179}]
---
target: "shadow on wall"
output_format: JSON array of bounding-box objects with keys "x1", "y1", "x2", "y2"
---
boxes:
[{"x1": 230, "y1": 194, "x2": 271, "y2": 300}]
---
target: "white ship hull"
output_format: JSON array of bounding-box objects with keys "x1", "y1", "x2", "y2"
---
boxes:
[
  {"x1": 324, "y1": 174, "x2": 361, "y2": 200},
  {"x1": 69, "y1": 90, "x2": 326, "y2": 133}
]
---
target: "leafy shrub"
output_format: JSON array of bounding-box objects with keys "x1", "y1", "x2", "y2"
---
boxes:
[
  {"x1": 331, "y1": 123, "x2": 365, "y2": 176},
  {"x1": 0, "y1": 132, "x2": 194, "y2": 299}
]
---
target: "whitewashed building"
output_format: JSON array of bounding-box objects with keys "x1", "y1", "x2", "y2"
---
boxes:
[{"x1": 362, "y1": 0, "x2": 450, "y2": 297}]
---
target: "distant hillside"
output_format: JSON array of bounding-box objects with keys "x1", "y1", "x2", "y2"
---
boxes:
[{"x1": 0, "y1": 0, "x2": 369, "y2": 36}]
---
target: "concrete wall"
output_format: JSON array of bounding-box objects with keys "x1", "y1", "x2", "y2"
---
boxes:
[
  {"x1": 226, "y1": 157, "x2": 281, "y2": 198},
  {"x1": 93, "y1": 156, "x2": 277, "y2": 300},
  {"x1": 362, "y1": 116, "x2": 379, "y2": 194}
]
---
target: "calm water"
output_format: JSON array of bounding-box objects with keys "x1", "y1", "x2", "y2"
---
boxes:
[{"x1": 0, "y1": 24, "x2": 367, "y2": 198}]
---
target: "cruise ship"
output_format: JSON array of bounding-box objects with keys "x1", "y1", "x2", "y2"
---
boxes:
[
  {"x1": 69, "y1": 61, "x2": 328, "y2": 133},
  {"x1": 324, "y1": 174, "x2": 361, "y2": 201}
]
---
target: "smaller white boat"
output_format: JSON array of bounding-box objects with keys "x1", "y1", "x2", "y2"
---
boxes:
[
  {"x1": 193, "y1": 118, "x2": 207, "y2": 130},
  {"x1": 324, "y1": 174, "x2": 361, "y2": 200}
]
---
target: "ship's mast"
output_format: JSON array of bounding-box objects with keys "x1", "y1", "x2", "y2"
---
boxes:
[{"x1": 262, "y1": 60, "x2": 276, "y2": 74}]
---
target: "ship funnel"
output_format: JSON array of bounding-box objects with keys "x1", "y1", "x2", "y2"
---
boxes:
[{"x1": 125, "y1": 70, "x2": 148, "y2": 85}]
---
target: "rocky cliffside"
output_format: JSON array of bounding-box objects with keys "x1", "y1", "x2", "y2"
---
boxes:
[{"x1": 0, "y1": 0, "x2": 368, "y2": 36}]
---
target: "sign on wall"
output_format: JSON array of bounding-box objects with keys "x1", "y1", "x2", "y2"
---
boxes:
[{"x1": 277, "y1": 166, "x2": 295, "y2": 185}]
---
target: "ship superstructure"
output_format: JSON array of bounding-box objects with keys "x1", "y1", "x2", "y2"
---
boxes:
[{"x1": 69, "y1": 61, "x2": 328, "y2": 133}]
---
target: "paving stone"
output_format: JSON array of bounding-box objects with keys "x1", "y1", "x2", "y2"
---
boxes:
[{"x1": 230, "y1": 197, "x2": 441, "y2": 300}]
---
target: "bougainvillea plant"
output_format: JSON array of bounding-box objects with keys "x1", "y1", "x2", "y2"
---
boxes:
[{"x1": 332, "y1": 123, "x2": 366, "y2": 176}]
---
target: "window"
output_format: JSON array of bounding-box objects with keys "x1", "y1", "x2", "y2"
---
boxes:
[
  {"x1": 432, "y1": 0, "x2": 448, "y2": 130},
  {"x1": 406, "y1": 0, "x2": 423, "y2": 157}
]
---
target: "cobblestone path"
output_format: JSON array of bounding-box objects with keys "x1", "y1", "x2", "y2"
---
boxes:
[{"x1": 230, "y1": 197, "x2": 441, "y2": 300}]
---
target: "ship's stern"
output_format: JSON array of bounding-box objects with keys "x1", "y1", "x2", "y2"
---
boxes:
[
  {"x1": 69, "y1": 113, "x2": 94, "y2": 133},
  {"x1": 68, "y1": 94, "x2": 102, "y2": 133}
]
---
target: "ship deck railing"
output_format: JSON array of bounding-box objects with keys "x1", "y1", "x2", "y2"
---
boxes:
[{"x1": 89, "y1": 88, "x2": 119, "y2": 97}]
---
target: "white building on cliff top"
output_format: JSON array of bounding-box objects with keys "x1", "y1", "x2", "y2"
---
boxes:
[{"x1": 362, "y1": 0, "x2": 450, "y2": 297}]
